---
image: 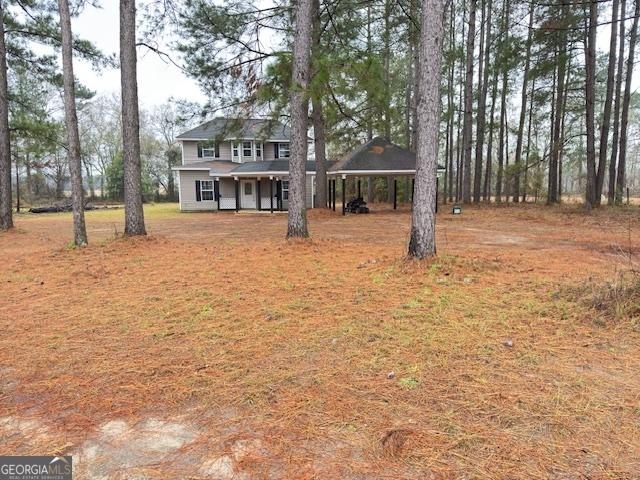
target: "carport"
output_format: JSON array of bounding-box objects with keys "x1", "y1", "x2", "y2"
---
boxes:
[{"x1": 326, "y1": 137, "x2": 445, "y2": 215}]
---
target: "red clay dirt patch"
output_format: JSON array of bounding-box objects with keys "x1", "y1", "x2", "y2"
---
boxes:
[{"x1": 0, "y1": 203, "x2": 639, "y2": 478}]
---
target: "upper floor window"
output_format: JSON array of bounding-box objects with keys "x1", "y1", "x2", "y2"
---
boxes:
[
  {"x1": 255, "y1": 142, "x2": 262, "y2": 159},
  {"x1": 199, "y1": 142, "x2": 219, "y2": 158},
  {"x1": 278, "y1": 143, "x2": 290, "y2": 158},
  {"x1": 232, "y1": 142, "x2": 240, "y2": 163},
  {"x1": 243, "y1": 141, "x2": 252, "y2": 158}
]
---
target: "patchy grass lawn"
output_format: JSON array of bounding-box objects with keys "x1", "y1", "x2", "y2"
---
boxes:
[{"x1": 1, "y1": 203, "x2": 639, "y2": 479}]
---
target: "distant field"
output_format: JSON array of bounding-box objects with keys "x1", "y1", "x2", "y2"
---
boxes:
[{"x1": 1, "y1": 203, "x2": 638, "y2": 479}]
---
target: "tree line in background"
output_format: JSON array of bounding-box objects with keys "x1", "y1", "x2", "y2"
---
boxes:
[{"x1": 1, "y1": 0, "x2": 639, "y2": 254}]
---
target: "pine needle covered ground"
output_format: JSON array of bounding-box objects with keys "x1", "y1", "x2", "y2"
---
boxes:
[{"x1": 1, "y1": 203, "x2": 639, "y2": 479}]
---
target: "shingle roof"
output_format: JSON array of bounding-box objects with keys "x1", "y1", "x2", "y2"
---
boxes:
[
  {"x1": 329, "y1": 137, "x2": 445, "y2": 172},
  {"x1": 176, "y1": 118, "x2": 290, "y2": 141},
  {"x1": 231, "y1": 160, "x2": 333, "y2": 174},
  {"x1": 172, "y1": 160, "x2": 240, "y2": 174}
]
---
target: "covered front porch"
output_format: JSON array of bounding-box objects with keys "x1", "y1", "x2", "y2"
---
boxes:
[{"x1": 212, "y1": 176, "x2": 289, "y2": 212}]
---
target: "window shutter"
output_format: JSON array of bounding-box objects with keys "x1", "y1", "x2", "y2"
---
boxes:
[
  {"x1": 214, "y1": 180, "x2": 219, "y2": 201},
  {"x1": 196, "y1": 180, "x2": 202, "y2": 201},
  {"x1": 197, "y1": 143, "x2": 203, "y2": 158},
  {"x1": 274, "y1": 143, "x2": 279, "y2": 159},
  {"x1": 214, "y1": 142, "x2": 220, "y2": 158}
]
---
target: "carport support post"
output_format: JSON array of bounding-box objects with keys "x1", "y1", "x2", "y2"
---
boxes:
[
  {"x1": 269, "y1": 176, "x2": 274, "y2": 213},
  {"x1": 357, "y1": 178, "x2": 361, "y2": 198},
  {"x1": 256, "y1": 178, "x2": 262, "y2": 211},
  {"x1": 412, "y1": 178, "x2": 415, "y2": 202},
  {"x1": 435, "y1": 177, "x2": 439, "y2": 213},
  {"x1": 234, "y1": 177, "x2": 240, "y2": 212},
  {"x1": 393, "y1": 178, "x2": 397, "y2": 210},
  {"x1": 342, "y1": 176, "x2": 346, "y2": 215}
]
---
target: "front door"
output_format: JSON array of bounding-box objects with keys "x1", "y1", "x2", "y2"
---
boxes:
[{"x1": 240, "y1": 180, "x2": 256, "y2": 209}]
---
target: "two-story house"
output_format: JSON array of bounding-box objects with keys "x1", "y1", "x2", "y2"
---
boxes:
[{"x1": 174, "y1": 118, "x2": 319, "y2": 211}]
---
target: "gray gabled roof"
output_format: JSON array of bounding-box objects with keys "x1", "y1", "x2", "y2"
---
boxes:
[
  {"x1": 329, "y1": 137, "x2": 445, "y2": 173},
  {"x1": 176, "y1": 118, "x2": 290, "y2": 141}
]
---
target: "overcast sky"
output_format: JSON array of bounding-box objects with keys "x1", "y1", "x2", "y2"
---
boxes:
[
  {"x1": 72, "y1": 2, "x2": 206, "y2": 109},
  {"x1": 69, "y1": 2, "x2": 630, "y2": 113}
]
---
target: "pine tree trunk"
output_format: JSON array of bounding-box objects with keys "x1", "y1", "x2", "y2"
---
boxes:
[
  {"x1": 58, "y1": 0, "x2": 87, "y2": 246},
  {"x1": 408, "y1": 0, "x2": 444, "y2": 259},
  {"x1": 495, "y1": 0, "x2": 509, "y2": 203},
  {"x1": 120, "y1": 0, "x2": 147, "y2": 235},
  {"x1": 447, "y1": 3, "x2": 455, "y2": 203},
  {"x1": 558, "y1": 58, "x2": 571, "y2": 203},
  {"x1": 461, "y1": 0, "x2": 476, "y2": 203},
  {"x1": 616, "y1": 0, "x2": 639, "y2": 204},
  {"x1": 584, "y1": 0, "x2": 598, "y2": 209},
  {"x1": 473, "y1": 0, "x2": 492, "y2": 203},
  {"x1": 484, "y1": 57, "x2": 499, "y2": 201},
  {"x1": 0, "y1": 4, "x2": 12, "y2": 231},
  {"x1": 312, "y1": 96, "x2": 327, "y2": 209},
  {"x1": 311, "y1": 0, "x2": 327, "y2": 209},
  {"x1": 513, "y1": 3, "x2": 533, "y2": 203},
  {"x1": 596, "y1": 0, "x2": 620, "y2": 203},
  {"x1": 522, "y1": 78, "x2": 535, "y2": 202},
  {"x1": 383, "y1": 0, "x2": 392, "y2": 141},
  {"x1": 496, "y1": 68, "x2": 508, "y2": 203},
  {"x1": 549, "y1": 19, "x2": 567, "y2": 206},
  {"x1": 287, "y1": 0, "x2": 312, "y2": 238},
  {"x1": 609, "y1": 0, "x2": 626, "y2": 205}
]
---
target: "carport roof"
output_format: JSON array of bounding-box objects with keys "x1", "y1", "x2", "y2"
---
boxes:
[{"x1": 328, "y1": 137, "x2": 445, "y2": 175}]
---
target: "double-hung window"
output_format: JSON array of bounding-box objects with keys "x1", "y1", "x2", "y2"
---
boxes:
[
  {"x1": 232, "y1": 142, "x2": 240, "y2": 162},
  {"x1": 278, "y1": 143, "x2": 290, "y2": 158},
  {"x1": 200, "y1": 142, "x2": 219, "y2": 158},
  {"x1": 201, "y1": 180, "x2": 214, "y2": 201},
  {"x1": 242, "y1": 141, "x2": 253, "y2": 158},
  {"x1": 282, "y1": 180, "x2": 289, "y2": 201},
  {"x1": 255, "y1": 142, "x2": 262, "y2": 159}
]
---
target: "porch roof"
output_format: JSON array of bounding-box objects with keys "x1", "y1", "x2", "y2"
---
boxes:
[{"x1": 172, "y1": 160, "x2": 239, "y2": 174}]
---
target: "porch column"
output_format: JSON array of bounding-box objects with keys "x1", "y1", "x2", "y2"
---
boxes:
[
  {"x1": 412, "y1": 178, "x2": 415, "y2": 202},
  {"x1": 269, "y1": 176, "x2": 274, "y2": 213},
  {"x1": 234, "y1": 177, "x2": 239, "y2": 212},
  {"x1": 342, "y1": 175, "x2": 346, "y2": 215},
  {"x1": 327, "y1": 178, "x2": 331, "y2": 207},
  {"x1": 277, "y1": 179, "x2": 282, "y2": 211},
  {"x1": 357, "y1": 178, "x2": 361, "y2": 198},
  {"x1": 256, "y1": 177, "x2": 262, "y2": 211},
  {"x1": 215, "y1": 177, "x2": 220, "y2": 210},
  {"x1": 393, "y1": 178, "x2": 397, "y2": 210}
]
